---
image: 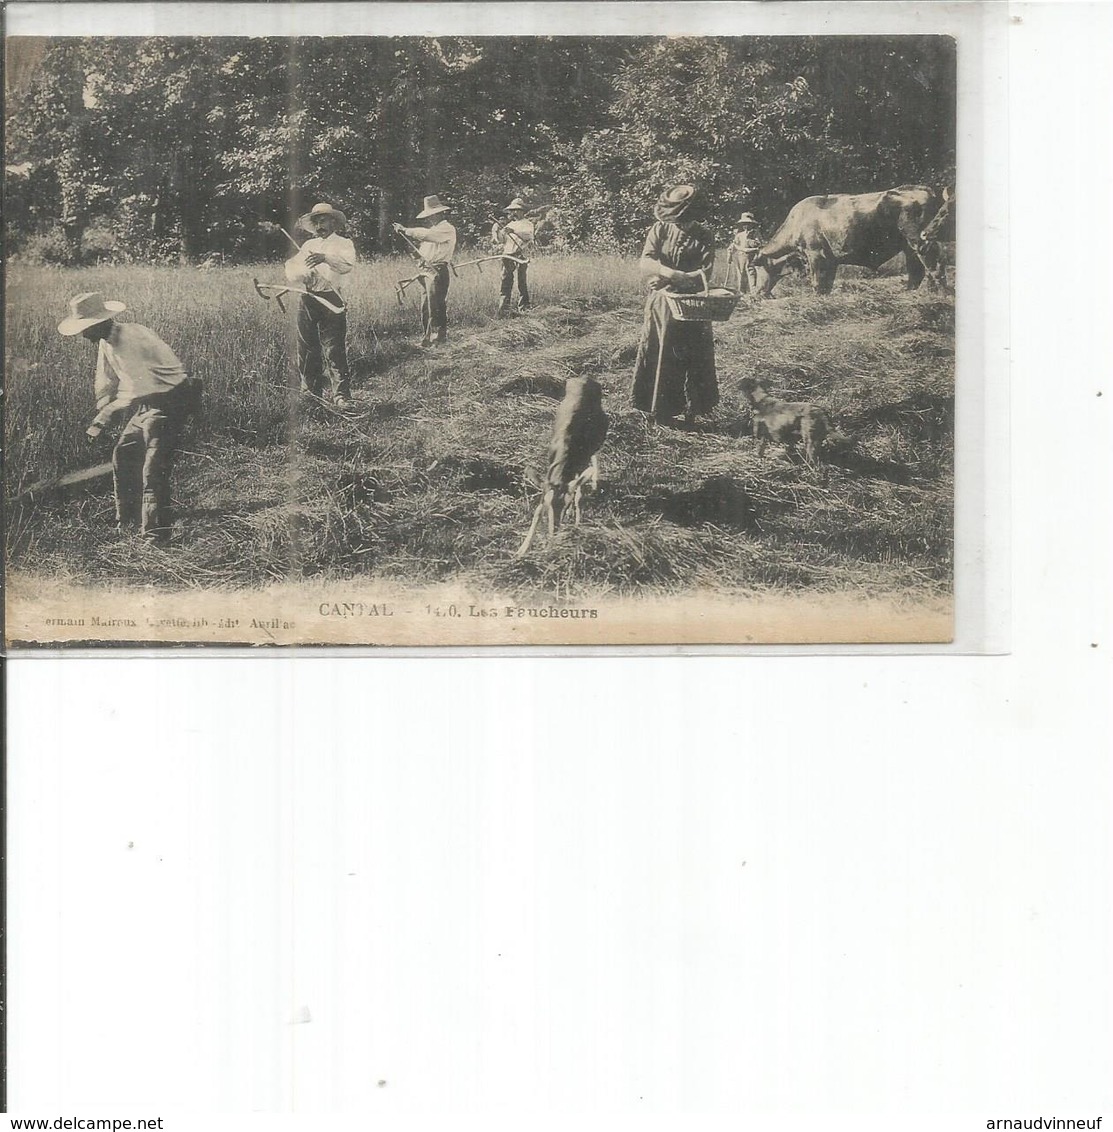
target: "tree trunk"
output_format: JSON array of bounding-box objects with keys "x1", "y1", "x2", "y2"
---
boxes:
[
  {"x1": 377, "y1": 186, "x2": 397, "y2": 252},
  {"x1": 176, "y1": 131, "x2": 209, "y2": 263},
  {"x1": 57, "y1": 144, "x2": 87, "y2": 262},
  {"x1": 57, "y1": 47, "x2": 89, "y2": 262}
]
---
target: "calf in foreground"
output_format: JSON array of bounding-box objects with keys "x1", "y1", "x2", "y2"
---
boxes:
[
  {"x1": 738, "y1": 377, "x2": 830, "y2": 466},
  {"x1": 516, "y1": 376, "x2": 609, "y2": 556}
]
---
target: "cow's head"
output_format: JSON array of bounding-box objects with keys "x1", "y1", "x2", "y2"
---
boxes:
[
  {"x1": 751, "y1": 248, "x2": 803, "y2": 295},
  {"x1": 917, "y1": 188, "x2": 955, "y2": 290},
  {"x1": 921, "y1": 186, "x2": 955, "y2": 243}
]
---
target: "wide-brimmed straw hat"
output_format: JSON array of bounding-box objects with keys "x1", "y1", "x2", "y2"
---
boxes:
[
  {"x1": 734, "y1": 212, "x2": 757, "y2": 226},
  {"x1": 309, "y1": 202, "x2": 347, "y2": 227},
  {"x1": 504, "y1": 198, "x2": 527, "y2": 213},
  {"x1": 654, "y1": 184, "x2": 699, "y2": 222},
  {"x1": 58, "y1": 292, "x2": 126, "y2": 336},
  {"x1": 416, "y1": 195, "x2": 451, "y2": 219}
]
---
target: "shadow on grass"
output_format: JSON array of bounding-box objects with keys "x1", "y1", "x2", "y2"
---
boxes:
[
  {"x1": 428, "y1": 454, "x2": 524, "y2": 494},
  {"x1": 335, "y1": 471, "x2": 392, "y2": 505},
  {"x1": 496, "y1": 373, "x2": 565, "y2": 399},
  {"x1": 647, "y1": 476, "x2": 759, "y2": 530},
  {"x1": 825, "y1": 448, "x2": 914, "y2": 486},
  {"x1": 851, "y1": 392, "x2": 954, "y2": 441}
]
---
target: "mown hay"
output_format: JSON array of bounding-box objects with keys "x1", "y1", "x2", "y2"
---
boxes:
[{"x1": 6, "y1": 259, "x2": 953, "y2": 604}]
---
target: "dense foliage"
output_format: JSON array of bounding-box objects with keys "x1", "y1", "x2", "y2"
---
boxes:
[{"x1": 5, "y1": 35, "x2": 955, "y2": 262}]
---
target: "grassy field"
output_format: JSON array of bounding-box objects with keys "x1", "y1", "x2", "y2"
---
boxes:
[{"x1": 4, "y1": 252, "x2": 953, "y2": 604}]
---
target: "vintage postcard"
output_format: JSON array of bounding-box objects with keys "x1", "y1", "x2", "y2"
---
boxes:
[{"x1": 3, "y1": 5, "x2": 972, "y2": 648}]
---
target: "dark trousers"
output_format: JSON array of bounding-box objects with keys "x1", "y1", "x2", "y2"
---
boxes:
[
  {"x1": 112, "y1": 399, "x2": 183, "y2": 540},
  {"x1": 296, "y1": 291, "x2": 350, "y2": 399},
  {"x1": 740, "y1": 256, "x2": 758, "y2": 294},
  {"x1": 420, "y1": 265, "x2": 450, "y2": 344},
  {"x1": 499, "y1": 258, "x2": 530, "y2": 309}
]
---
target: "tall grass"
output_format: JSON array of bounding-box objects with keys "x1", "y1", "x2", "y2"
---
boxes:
[
  {"x1": 5, "y1": 253, "x2": 952, "y2": 601},
  {"x1": 4, "y1": 253, "x2": 641, "y2": 483}
]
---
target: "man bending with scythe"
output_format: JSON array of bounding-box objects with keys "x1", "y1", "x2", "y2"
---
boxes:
[{"x1": 58, "y1": 292, "x2": 201, "y2": 544}]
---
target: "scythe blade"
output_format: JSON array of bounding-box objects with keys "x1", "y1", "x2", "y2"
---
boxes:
[{"x1": 14, "y1": 461, "x2": 114, "y2": 502}]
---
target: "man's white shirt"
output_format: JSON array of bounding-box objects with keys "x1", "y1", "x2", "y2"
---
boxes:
[
  {"x1": 285, "y1": 232, "x2": 357, "y2": 292},
  {"x1": 492, "y1": 217, "x2": 534, "y2": 257},
  {"x1": 399, "y1": 220, "x2": 457, "y2": 266}
]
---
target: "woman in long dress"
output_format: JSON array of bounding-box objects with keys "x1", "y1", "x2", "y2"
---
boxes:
[{"x1": 631, "y1": 184, "x2": 719, "y2": 424}]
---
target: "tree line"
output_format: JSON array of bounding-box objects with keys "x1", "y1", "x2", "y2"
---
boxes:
[{"x1": 4, "y1": 35, "x2": 956, "y2": 264}]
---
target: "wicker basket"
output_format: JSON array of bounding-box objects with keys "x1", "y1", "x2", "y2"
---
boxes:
[{"x1": 664, "y1": 286, "x2": 740, "y2": 322}]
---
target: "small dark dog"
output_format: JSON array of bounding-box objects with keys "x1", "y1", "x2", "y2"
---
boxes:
[{"x1": 738, "y1": 377, "x2": 831, "y2": 465}]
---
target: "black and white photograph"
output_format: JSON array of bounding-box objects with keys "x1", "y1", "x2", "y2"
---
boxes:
[
  {"x1": 5, "y1": 4, "x2": 1113, "y2": 1129},
  {"x1": 5, "y1": 11, "x2": 958, "y2": 645}
]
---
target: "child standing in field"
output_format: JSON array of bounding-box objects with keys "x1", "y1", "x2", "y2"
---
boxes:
[
  {"x1": 58, "y1": 292, "x2": 201, "y2": 544},
  {"x1": 286, "y1": 201, "x2": 356, "y2": 408},
  {"x1": 730, "y1": 212, "x2": 763, "y2": 294}
]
